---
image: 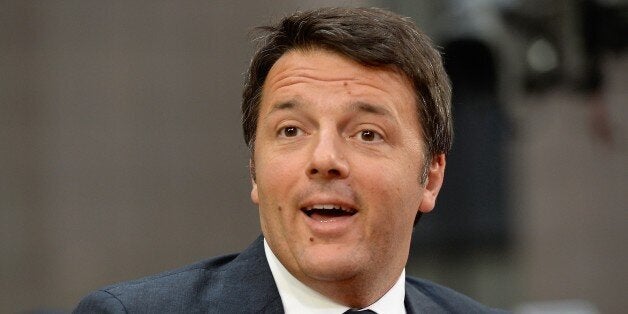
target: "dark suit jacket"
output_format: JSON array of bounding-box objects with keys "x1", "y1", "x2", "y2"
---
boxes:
[{"x1": 74, "y1": 236, "x2": 506, "y2": 313}]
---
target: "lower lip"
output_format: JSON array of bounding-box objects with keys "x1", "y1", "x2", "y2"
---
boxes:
[{"x1": 302, "y1": 211, "x2": 357, "y2": 237}]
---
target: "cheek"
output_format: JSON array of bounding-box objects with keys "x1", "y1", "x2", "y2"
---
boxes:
[
  {"x1": 358, "y1": 161, "x2": 423, "y2": 219},
  {"x1": 258, "y1": 156, "x2": 300, "y2": 183},
  {"x1": 254, "y1": 152, "x2": 304, "y2": 205}
]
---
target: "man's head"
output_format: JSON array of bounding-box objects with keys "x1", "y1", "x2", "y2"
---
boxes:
[
  {"x1": 242, "y1": 7, "x2": 451, "y2": 307},
  {"x1": 243, "y1": 7, "x2": 453, "y2": 172}
]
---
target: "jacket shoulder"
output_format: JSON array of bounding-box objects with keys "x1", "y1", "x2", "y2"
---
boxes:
[
  {"x1": 73, "y1": 253, "x2": 239, "y2": 313},
  {"x1": 73, "y1": 290, "x2": 127, "y2": 313}
]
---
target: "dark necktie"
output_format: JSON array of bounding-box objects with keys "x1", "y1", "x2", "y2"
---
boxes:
[{"x1": 343, "y1": 310, "x2": 376, "y2": 314}]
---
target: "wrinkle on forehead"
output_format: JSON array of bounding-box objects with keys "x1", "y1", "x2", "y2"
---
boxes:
[
  {"x1": 264, "y1": 49, "x2": 409, "y2": 96},
  {"x1": 265, "y1": 70, "x2": 361, "y2": 93},
  {"x1": 264, "y1": 69, "x2": 410, "y2": 105}
]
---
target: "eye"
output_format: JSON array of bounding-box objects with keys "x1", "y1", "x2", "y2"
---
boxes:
[
  {"x1": 279, "y1": 126, "x2": 303, "y2": 138},
  {"x1": 357, "y1": 129, "x2": 383, "y2": 142}
]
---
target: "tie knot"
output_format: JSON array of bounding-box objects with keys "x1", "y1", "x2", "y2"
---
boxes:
[{"x1": 343, "y1": 310, "x2": 376, "y2": 314}]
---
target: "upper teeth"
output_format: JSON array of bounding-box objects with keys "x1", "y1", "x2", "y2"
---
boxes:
[{"x1": 312, "y1": 204, "x2": 340, "y2": 210}]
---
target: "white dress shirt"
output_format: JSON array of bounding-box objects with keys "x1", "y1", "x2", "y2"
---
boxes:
[{"x1": 264, "y1": 239, "x2": 407, "y2": 314}]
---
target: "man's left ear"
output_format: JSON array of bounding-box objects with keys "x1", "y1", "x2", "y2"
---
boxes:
[
  {"x1": 418, "y1": 154, "x2": 446, "y2": 213},
  {"x1": 249, "y1": 159, "x2": 259, "y2": 205}
]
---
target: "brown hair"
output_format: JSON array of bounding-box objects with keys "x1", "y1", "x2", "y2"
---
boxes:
[{"x1": 242, "y1": 7, "x2": 452, "y2": 167}]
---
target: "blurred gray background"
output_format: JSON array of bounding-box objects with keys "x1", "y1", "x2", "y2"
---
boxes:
[{"x1": 2, "y1": 0, "x2": 627, "y2": 313}]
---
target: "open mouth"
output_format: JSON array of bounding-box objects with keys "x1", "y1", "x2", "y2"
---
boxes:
[{"x1": 301, "y1": 204, "x2": 357, "y2": 221}]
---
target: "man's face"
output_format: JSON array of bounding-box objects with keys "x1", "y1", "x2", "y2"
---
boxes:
[{"x1": 251, "y1": 49, "x2": 444, "y2": 290}]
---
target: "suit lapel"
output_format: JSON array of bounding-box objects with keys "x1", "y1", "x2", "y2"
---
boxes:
[
  {"x1": 404, "y1": 280, "x2": 446, "y2": 314},
  {"x1": 208, "y1": 236, "x2": 284, "y2": 313},
  {"x1": 261, "y1": 296, "x2": 284, "y2": 314}
]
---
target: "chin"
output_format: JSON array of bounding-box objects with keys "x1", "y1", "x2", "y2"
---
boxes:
[{"x1": 298, "y1": 244, "x2": 366, "y2": 282}]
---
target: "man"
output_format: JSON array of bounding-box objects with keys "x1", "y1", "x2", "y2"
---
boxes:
[{"x1": 75, "y1": 7, "x2": 505, "y2": 313}]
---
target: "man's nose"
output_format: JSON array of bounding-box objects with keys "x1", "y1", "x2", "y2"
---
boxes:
[{"x1": 306, "y1": 132, "x2": 349, "y2": 180}]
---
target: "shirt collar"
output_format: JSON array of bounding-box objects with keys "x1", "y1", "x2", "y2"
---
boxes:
[{"x1": 264, "y1": 238, "x2": 406, "y2": 314}]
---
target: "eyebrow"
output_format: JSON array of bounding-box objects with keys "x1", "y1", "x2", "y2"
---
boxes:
[
  {"x1": 269, "y1": 101, "x2": 299, "y2": 113},
  {"x1": 350, "y1": 101, "x2": 391, "y2": 116},
  {"x1": 268, "y1": 100, "x2": 393, "y2": 117}
]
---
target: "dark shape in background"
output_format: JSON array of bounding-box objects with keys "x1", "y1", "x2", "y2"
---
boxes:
[{"x1": 413, "y1": 38, "x2": 510, "y2": 253}]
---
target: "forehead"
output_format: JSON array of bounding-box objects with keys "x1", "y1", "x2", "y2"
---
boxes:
[
  {"x1": 265, "y1": 49, "x2": 411, "y2": 92},
  {"x1": 260, "y1": 48, "x2": 417, "y2": 117}
]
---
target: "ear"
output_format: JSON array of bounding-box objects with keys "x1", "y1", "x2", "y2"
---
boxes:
[
  {"x1": 250, "y1": 159, "x2": 259, "y2": 205},
  {"x1": 418, "y1": 154, "x2": 446, "y2": 213}
]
